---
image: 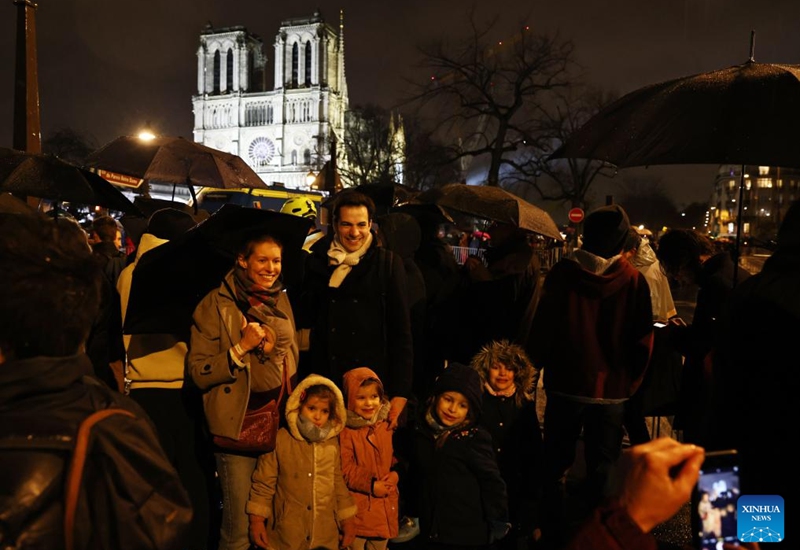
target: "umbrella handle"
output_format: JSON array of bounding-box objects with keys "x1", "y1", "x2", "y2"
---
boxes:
[{"x1": 188, "y1": 185, "x2": 198, "y2": 214}]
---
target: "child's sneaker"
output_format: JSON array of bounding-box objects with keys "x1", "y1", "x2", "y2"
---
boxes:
[{"x1": 390, "y1": 516, "x2": 420, "y2": 543}]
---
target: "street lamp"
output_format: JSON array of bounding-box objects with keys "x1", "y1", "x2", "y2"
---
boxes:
[
  {"x1": 306, "y1": 170, "x2": 317, "y2": 187},
  {"x1": 138, "y1": 122, "x2": 156, "y2": 141}
]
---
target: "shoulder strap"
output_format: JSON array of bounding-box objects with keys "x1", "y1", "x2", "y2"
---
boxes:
[{"x1": 64, "y1": 408, "x2": 135, "y2": 550}]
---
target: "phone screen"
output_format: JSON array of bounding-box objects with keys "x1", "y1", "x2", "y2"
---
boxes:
[
  {"x1": 654, "y1": 321, "x2": 667, "y2": 328},
  {"x1": 693, "y1": 450, "x2": 740, "y2": 550}
]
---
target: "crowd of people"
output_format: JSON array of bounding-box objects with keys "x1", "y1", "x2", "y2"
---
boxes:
[{"x1": 1, "y1": 188, "x2": 783, "y2": 550}]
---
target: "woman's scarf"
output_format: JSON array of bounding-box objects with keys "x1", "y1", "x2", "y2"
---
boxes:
[
  {"x1": 345, "y1": 400, "x2": 390, "y2": 429},
  {"x1": 297, "y1": 414, "x2": 333, "y2": 442},
  {"x1": 233, "y1": 264, "x2": 286, "y2": 323},
  {"x1": 232, "y1": 265, "x2": 290, "y2": 366},
  {"x1": 327, "y1": 232, "x2": 373, "y2": 288}
]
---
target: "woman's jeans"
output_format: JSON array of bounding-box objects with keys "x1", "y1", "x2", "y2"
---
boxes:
[{"x1": 215, "y1": 452, "x2": 258, "y2": 550}]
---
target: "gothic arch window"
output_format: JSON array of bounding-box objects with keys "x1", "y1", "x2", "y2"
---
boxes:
[
  {"x1": 291, "y1": 43, "x2": 299, "y2": 88},
  {"x1": 226, "y1": 48, "x2": 234, "y2": 92},
  {"x1": 247, "y1": 50, "x2": 255, "y2": 92},
  {"x1": 305, "y1": 41, "x2": 312, "y2": 86},
  {"x1": 304, "y1": 149, "x2": 311, "y2": 165},
  {"x1": 213, "y1": 50, "x2": 221, "y2": 94},
  {"x1": 291, "y1": 150, "x2": 297, "y2": 165}
]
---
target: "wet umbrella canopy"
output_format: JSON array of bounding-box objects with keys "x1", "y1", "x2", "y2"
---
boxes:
[
  {"x1": 123, "y1": 204, "x2": 312, "y2": 335},
  {"x1": 414, "y1": 183, "x2": 563, "y2": 241},
  {"x1": 0, "y1": 148, "x2": 140, "y2": 215},
  {"x1": 549, "y1": 60, "x2": 800, "y2": 169},
  {"x1": 85, "y1": 135, "x2": 269, "y2": 190},
  {"x1": 550, "y1": 39, "x2": 800, "y2": 283}
]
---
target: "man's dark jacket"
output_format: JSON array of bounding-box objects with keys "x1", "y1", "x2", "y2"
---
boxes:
[{"x1": 295, "y1": 233, "x2": 413, "y2": 398}]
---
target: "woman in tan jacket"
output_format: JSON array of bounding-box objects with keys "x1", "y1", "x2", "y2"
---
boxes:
[{"x1": 189, "y1": 232, "x2": 299, "y2": 550}]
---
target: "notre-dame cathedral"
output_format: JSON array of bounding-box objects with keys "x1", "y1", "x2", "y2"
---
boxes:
[{"x1": 192, "y1": 10, "x2": 348, "y2": 189}]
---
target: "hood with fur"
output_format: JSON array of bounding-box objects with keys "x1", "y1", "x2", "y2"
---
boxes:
[
  {"x1": 285, "y1": 374, "x2": 347, "y2": 442},
  {"x1": 470, "y1": 339, "x2": 539, "y2": 404}
]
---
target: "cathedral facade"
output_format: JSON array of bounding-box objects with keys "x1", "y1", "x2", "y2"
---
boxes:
[{"x1": 192, "y1": 11, "x2": 348, "y2": 189}]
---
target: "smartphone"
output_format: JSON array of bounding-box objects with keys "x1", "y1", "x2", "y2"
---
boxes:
[
  {"x1": 692, "y1": 449, "x2": 740, "y2": 550},
  {"x1": 654, "y1": 321, "x2": 668, "y2": 328}
]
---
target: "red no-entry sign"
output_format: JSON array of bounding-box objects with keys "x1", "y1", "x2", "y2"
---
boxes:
[{"x1": 568, "y1": 207, "x2": 585, "y2": 223}]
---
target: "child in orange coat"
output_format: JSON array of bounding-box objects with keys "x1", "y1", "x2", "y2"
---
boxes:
[{"x1": 339, "y1": 367, "x2": 400, "y2": 550}]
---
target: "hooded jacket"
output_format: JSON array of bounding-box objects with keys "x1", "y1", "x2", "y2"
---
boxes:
[
  {"x1": 471, "y1": 341, "x2": 543, "y2": 534},
  {"x1": 630, "y1": 239, "x2": 677, "y2": 322},
  {"x1": 529, "y1": 252, "x2": 653, "y2": 401},
  {"x1": 246, "y1": 374, "x2": 357, "y2": 550},
  {"x1": 339, "y1": 367, "x2": 400, "y2": 539}
]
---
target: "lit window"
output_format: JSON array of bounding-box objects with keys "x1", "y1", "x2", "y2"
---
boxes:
[
  {"x1": 757, "y1": 178, "x2": 772, "y2": 188},
  {"x1": 758, "y1": 166, "x2": 770, "y2": 176}
]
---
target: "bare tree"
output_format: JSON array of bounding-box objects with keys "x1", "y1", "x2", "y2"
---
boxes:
[
  {"x1": 509, "y1": 84, "x2": 617, "y2": 208},
  {"x1": 402, "y1": 118, "x2": 461, "y2": 190},
  {"x1": 43, "y1": 127, "x2": 97, "y2": 165},
  {"x1": 339, "y1": 105, "x2": 405, "y2": 188},
  {"x1": 408, "y1": 12, "x2": 576, "y2": 186}
]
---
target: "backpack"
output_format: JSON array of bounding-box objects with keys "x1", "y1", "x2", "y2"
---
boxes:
[{"x1": 0, "y1": 405, "x2": 190, "y2": 550}]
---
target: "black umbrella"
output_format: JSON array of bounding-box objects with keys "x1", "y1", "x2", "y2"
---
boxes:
[
  {"x1": 549, "y1": 38, "x2": 799, "y2": 282},
  {"x1": 0, "y1": 148, "x2": 140, "y2": 215},
  {"x1": 123, "y1": 204, "x2": 312, "y2": 335},
  {"x1": 549, "y1": 60, "x2": 800, "y2": 169}
]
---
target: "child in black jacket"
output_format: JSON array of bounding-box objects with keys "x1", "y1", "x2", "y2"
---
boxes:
[{"x1": 411, "y1": 362, "x2": 510, "y2": 550}]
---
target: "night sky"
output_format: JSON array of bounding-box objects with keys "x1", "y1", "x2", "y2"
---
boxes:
[{"x1": 2, "y1": 0, "x2": 798, "y2": 208}]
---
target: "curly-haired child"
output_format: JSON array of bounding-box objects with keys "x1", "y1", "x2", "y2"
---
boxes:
[{"x1": 471, "y1": 339, "x2": 543, "y2": 549}]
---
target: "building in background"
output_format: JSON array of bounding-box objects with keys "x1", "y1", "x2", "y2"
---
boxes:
[
  {"x1": 708, "y1": 164, "x2": 800, "y2": 245},
  {"x1": 192, "y1": 10, "x2": 348, "y2": 190}
]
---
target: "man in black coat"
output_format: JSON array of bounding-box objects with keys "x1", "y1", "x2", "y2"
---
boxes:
[{"x1": 294, "y1": 189, "x2": 413, "y2": 428}]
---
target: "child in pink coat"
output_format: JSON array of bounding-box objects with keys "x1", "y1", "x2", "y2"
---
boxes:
[{"x1": 339, "y1": 367, "x2": 400, "y2": 550}]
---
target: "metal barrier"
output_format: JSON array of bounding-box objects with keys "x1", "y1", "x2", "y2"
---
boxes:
[{"x1": 451, "y1": 246, "x2": 486, "y2": 265}]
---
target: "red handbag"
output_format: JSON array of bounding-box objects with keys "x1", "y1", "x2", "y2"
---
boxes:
[{"x1": 213, "y1": 361, "x2": 291, "y2": 453}]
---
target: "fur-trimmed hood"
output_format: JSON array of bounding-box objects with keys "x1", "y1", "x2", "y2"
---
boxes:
[
  {"x1": 285, "y1": 374, "x2": 347, "y2": 442},
  {"x1": 470, "y1": 340, "x2": 539, "y2": 405}
]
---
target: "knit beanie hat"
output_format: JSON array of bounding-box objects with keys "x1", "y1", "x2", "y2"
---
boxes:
[
  {"x1": 581, "y1": 204, "x2": 631, "y2": 259},
  {"x1": 146, "y1": 208, "x2": 197, "y2": 241},
  {"x1": 433, "y1": 362, "x2": 483, "y2": 418}
]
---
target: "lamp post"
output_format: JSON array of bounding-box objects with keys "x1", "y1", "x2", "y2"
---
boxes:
[{"x1": 13, "y1": 0, "x2": 41, "y2": 154}]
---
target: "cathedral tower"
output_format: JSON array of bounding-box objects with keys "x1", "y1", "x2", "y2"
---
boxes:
[{"x1": 192, "y1": 11, "x2": 348, "y2": 189}]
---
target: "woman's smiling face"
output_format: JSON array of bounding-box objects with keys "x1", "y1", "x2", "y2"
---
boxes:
[{"x1": 238, "y1": 239, "x2": 282, "y2": 288}]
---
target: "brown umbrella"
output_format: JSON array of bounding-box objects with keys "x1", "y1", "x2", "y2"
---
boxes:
[
  {"x1": 414, "y1": 183, "x2": 563, "y2": 241},
  {"x1": 0, "y1": 148, "x2": 140, "y2": 215},
  {"x1": 0, "y1": 192, "x2": 36, "y2": 215},
  {"x1": 85, "y1": 135, "x2": 268, "y2": 192}
]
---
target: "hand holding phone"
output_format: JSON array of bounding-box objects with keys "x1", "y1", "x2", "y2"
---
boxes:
[
  {"x1": 692, "y1": 450, "x2": 741, "y2": 550},
  {"x1": 616, "y1": 438, "x2": 705, "y2": 533}
]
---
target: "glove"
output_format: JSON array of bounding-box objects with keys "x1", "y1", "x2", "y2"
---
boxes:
[{"x1": 489, "y1": 520, "x2": 512, "y2": 543}]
